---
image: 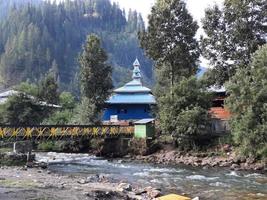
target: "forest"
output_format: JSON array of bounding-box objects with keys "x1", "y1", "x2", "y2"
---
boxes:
[{"x1": 0, "y1": 0, "x2": 153, "y2": 93}]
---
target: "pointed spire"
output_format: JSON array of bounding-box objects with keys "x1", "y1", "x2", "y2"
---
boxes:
[
  {"x1": 132, "y1": 58, "x2": 142, "y2": 81},
  {"x1": 133, "y1": 58, "x2": 140, "y2": 67}
]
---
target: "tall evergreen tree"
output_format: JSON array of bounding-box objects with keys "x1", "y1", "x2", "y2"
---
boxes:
[
  {"x1": 201, "y1": 0, "x2": 267, "y2": 85},
  {"x1": 38, "y1": 73, "x2": 59, "y2": 105},
  {"x1": 226, "y1": 44, "x2": 267, "y2": 158},
  {"x1": 79, "y1": 34, "x2": 113, "y2": 124},
  {"x1": 139, "y1": 0, "x2": 210, "y2": 147},
  {"x1": 139, "y1": 0, "x2": 199, "y2": 94}
]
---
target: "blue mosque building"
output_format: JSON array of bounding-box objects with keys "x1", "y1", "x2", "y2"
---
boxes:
[{"x1": 103, "y1": 59, "x2": 156, "y2": 121}]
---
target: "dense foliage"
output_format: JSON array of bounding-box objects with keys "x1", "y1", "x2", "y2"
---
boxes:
[
  {"x1": 226, "y1": 44, "x2": 267, "y2": 158},
  {"x1": 0, "y1": 76, "x2": 75, "y2": 125},
  {"x1": 78, "y1": 35, "x2": 112, "y2": 124},
  {"x1": 139, "y1": 0, "x2": 209, "y2": 149},
  {"x1": 139, "y1": 0, "x2": 199, "y2": 94},
  {"x1": 38, "y1": 73, "x2": 59, "y2": 105},
  {"x1": 0, "y1": 93, "x2": 46, "y2": 125},
  {"x1": 158, "y1": 77, "x2": 212, "y2": 149},
  {"x1": 41, "y1": 91, "x2": 76, "y2": 125},
  {"x1": 0, "y1": 0, "x2": 41, "y2": 20},
  {"x1": 0, "y1": 0, "x2": 153, "y2": 92},
  {"x1": 201, "y1": 0, "x2": 267, "y2": 85}
]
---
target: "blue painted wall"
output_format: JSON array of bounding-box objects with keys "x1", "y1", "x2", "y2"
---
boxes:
[{"x1": 103, "y1": 104, "x2": 153, "y2": 121}]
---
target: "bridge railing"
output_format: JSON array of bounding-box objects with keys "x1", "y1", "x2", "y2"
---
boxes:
[{"x1": 0, "y1": 125, "x2": 134, "y2": 140}]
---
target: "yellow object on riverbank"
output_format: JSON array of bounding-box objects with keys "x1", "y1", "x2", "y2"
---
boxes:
[{"x1": 158, "y1": 194, "x2": 191, "y2": 200}]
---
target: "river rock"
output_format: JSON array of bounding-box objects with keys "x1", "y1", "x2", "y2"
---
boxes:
[
  {"x1": 99, "y1": 174, "x2": 109, "y2": 183},
  {"x1": 230, "y1": 164, "x2": 240, "y2": 170},
  {"x1": 219, "y1": 161, "x2": 231, "y2": 167},
  {"x1": 87, "y1": 174, "x2": 100, "y2": 182},
  {"x1": 222, "y1": 144, "x2": 232, "y2": 152},
  {"x1": 253, "y1": 163, "x2": 264, "y2": 171},
  {"x1": 87, "y1": 190, "x2": 126, "y2": 200},
  {"x1": 117, "y1": 182, "x2": 132, "y2": 192},
  {"x1": 143, "y1": 186, "x2": 162, "y2": 199},
  {"x1": 147, "y1": 189, "x2": 161, "y2": 198},
  {"x1": 77, "y1": 179, "x2": 89, "y2": 184}
]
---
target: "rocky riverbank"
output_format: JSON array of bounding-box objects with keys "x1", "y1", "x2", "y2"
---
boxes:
[
  {"x1": 130, "y1": 150, "x2": 267, "y2": 172},
  {"x1": 0, "y1": 165, "x2": 167, "y2": 200},
  {"x1": 0, "y1": 152, "x2": 35, "y2": 166}
]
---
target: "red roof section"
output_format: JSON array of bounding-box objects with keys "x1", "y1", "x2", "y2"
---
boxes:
[{"x1": 209, "y1": 107, "x2": 231, "y2": 120}]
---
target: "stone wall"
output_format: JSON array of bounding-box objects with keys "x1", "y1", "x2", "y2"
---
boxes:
[
  {"x1": 0, "y1": 152, "x2": 35, "y2": 166},
  {"x1": 129, "y1": 138, "x2": 159, "y2": 156}
]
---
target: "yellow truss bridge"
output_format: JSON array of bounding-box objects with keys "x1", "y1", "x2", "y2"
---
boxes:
[{"x1": 0, "y1": 125, "x2": 134, "y2": 140}]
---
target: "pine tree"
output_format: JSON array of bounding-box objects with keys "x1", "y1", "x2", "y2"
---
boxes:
[
  {"x1": 38, "y1": 72, "x2": 59, "y2": 105},
  {"x1": 201, "y1": 0, "x2": 267, "y2": 85},
  {"x1": 79, "y1": 34, "x2": 113, "y2": 124},
  {"x1": 226, "y1": 44, "x2": 267, "y2": 158}
]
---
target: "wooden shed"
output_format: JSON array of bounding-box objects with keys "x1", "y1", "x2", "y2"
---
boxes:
[{"x1": 134, "y1": 118, "x2": 155, "y2": 138}]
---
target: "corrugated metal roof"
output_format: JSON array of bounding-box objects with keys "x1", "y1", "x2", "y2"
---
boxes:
[
  {"x1": 114, "y1": 84, "x2": 151, "y2": 93},
  {"x1": 0, "y1": 89, "x2": 61, "y2": 108},
  {"x1": 134, "y1": 118, "x2": 155, "y2": 124},
  {"x1": 106, "y1": 93, "x2": 156, "y2": 104},
  {"x1": 208, "y1": 86, "x2": 226, "y2": 93},
  {"x1": 126, "y1": 79, "x2": 142, "y2": 86},
  {"x1": 106, "y1": 58, "x2": 156, "y2": 105},
  {"x1": 0, "y1": 90, "x2": 19, "y2": 98}
]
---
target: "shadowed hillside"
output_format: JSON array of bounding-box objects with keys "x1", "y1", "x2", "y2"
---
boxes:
[{"x1": 0, "y1": 0, "x2": 153, "y2": 93}]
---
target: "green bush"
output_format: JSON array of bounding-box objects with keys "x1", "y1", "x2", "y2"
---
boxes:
[
  {"x1": 37, "y1": 139, "x2": 89, "y2": 153},
  {"x1": 226, "y1": 44, "x2": 267, "y2": 159},
  {"x1": 158, "y1": 76, "x2": 213, "y2": 149},
  {"x1": 37, "y1": 141, "x2": 56, "y2": 151}
]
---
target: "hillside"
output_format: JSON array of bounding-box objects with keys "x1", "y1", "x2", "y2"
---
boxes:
[
  {"x1": 0, "y1": 0, "x2": 41, "y2": 20},
  {"x1": 0, "y1": 0, "x2": 153, "y2": 93}
]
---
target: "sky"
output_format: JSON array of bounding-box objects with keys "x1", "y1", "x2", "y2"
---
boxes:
[
  {"x1": 111, "y1": 0, "x2": 224, "y2": 27},
  {"x1": 111, "y1": 0, "x2": 224, "y2": 68}
]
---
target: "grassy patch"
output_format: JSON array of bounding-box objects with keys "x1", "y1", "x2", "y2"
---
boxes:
[
  {"x1": 0, "y1": 148, "x2": 12, "y2": 153},
  {"x1": 0, "y1": 179, "x2": 38, "y2": 188},
  {"x1": 0, "y1": 153, "x2": 27, "y2": 166}
]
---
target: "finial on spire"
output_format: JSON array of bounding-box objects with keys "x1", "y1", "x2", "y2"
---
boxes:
[
  {"x1": 133, "y1": 58, "x2": 140, "y2": 67},
  {"x1": 132, "y1": 58, "x2": 141, "y2": 81}
]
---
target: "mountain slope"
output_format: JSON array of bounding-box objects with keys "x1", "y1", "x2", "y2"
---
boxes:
[{"x1": 0, "y1": 0, "x2": 153, "y2": 93}]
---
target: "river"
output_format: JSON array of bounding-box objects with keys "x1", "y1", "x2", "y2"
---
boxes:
[{"x1": 36, "y1": 152, "x2": 267, "y2": 200}]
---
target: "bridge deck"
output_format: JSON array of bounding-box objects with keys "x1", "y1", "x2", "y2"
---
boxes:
[{"x1": 0, "y1": 125, "x2": 134, "y2": 140}]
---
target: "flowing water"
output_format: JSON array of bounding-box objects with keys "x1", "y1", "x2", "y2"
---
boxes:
[{"x1": 36, "y1": 152, "x2": 267, "y2": 200}]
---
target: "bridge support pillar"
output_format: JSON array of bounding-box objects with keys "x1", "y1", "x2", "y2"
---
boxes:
[
  {"x1": 13, "y1": 142, "x2": 17, "y2": 154},
  {"x1": 12, "y1": 141, "x2": 33, "y2": 162},
  {"x1": 101, "y1": 138, "x2": 131, "y2": 157},
  {"x1": 26, "y1": 150, "x2": 32, "y2": 163}
]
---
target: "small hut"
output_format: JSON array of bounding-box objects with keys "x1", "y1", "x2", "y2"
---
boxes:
[{"x1": 134, "y1": 118, "x2": 155, "y2": 138}]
